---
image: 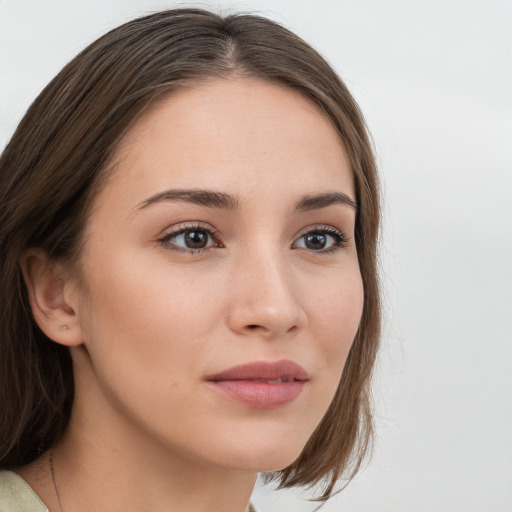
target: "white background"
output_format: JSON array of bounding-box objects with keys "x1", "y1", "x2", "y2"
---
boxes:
[{"x1": 1, "y1": 1, "x2": 511, "y2": 511}]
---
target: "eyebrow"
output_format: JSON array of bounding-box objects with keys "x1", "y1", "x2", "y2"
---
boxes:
[
  {"x1": 134, "y1": 188, "x2": 357, "y2": 214},
  {"x1": 294, "y1": 192, "x2": 358, "y2": 212},
  {"x1": 135, "y1": 189, "x2": 240, "y2": 211}
]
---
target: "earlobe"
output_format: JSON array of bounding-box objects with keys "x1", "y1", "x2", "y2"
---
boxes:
[{"x1": 19, "y1": 248, "x2": 82, "y2": 347}]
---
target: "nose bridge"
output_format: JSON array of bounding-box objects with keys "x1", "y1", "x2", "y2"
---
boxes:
[{"x1": 228, "y1": 242, "x2": 305, "y2": 336}]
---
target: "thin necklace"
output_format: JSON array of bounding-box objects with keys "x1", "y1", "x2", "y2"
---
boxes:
[{"x1": 49, "y1": 450, "x2": 65, "y2": 512}]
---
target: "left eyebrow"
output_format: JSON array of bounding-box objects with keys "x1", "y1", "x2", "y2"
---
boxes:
[{"x1": 294, "y1": 192, "x2": 358, "y2": 212}]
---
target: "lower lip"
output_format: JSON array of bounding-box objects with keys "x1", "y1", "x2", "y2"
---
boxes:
[{"x1": 208, "y1": 380, "x2": 306, "y2": 409}]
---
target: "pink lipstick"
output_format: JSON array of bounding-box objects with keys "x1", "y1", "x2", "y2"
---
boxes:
[{"x1": 205, "y1": 360, "x2": 308, "y2": 409}]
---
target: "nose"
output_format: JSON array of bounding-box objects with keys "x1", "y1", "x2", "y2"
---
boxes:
[{"x1": 226, "y1": 248, "x2": 307, "y2": 338}]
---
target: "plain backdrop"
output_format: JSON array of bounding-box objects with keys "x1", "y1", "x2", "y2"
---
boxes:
[{"x1": 1, "y1": 1, "x2": 511, "y2": 511}]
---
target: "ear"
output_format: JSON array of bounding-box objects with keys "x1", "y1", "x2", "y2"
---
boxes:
[{"x1": 20, "y1": 248, "x2": 83, "y2": 347}]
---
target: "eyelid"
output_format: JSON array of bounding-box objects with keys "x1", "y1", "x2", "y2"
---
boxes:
[
  {"x1": 292, "y1": 224, "x2": 350, "y2": 253},
  {"x1": 157, "y1": 221, "x2": 222, "y2": 252}
]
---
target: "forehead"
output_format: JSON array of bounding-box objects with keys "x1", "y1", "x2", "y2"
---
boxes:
[{"x1": 99, "y1": 78, "x2": 354, "y2": 211}]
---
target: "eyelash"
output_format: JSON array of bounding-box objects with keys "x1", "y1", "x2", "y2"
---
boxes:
[
  {"x1": 158, "y1": 222, "x2": 222, "y2": 254},
  {"x1": 294, "y1": 225, "x2": 349, "y2": 254},
  {"x1": 157, "y1": 223, "x2": 349, "y2": 255}
]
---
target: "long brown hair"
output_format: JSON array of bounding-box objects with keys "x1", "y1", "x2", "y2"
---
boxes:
[{"x1": 0, "y1": 8, "x2": 380, "y2": 501}]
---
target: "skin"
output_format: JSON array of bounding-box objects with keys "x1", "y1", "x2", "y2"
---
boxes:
[{"x1": 19, "y1": 78, "x2": 364, "y2": 512}]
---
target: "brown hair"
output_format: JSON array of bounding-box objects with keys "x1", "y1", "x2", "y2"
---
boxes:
[{"x1": 0, "y1": 8, "x2": 380, "y2": 501}]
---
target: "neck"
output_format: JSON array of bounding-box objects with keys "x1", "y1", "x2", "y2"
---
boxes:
[{"x1": 50, "y1": 417, "x2": 257, "y2": 512}]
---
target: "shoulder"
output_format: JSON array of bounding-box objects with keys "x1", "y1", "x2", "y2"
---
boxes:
[{"x1": 0, "y1": 470, "x2": 48, "y2": 512}]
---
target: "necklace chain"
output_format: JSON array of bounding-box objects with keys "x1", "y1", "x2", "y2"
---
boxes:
[{"x1": 49, "y1": 450, "x2": 65, "y2": 512}]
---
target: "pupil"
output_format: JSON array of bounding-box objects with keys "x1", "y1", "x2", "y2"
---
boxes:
[
  {"x1": 185, "y1": 230, "x2": 208, "y2": 248},
  {"x1": 305, "y1": 233, "x2": 326, "y2": 250}
]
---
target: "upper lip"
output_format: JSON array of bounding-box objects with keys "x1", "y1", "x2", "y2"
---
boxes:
[{"x1": 206, "y1": 360, "x2": 309, "y2": 382}]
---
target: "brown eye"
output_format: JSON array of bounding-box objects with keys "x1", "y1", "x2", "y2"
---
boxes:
[
  {"x1": 184, "y1": 230, "x2": 209, "y2": 249},
  {"x1": 160, "y1": 227, "x2": 218, "y2": 252},
  {"x1": 304, "y1": 232, "x2": 328, "y2": 250},
  {"x1": 293, "y1": 228, "x2": 347, "y2": 252}
]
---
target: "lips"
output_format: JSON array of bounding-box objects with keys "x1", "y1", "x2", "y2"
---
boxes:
[{"x1": 205, "y1": 360, "x2": 308, "y2": 409}]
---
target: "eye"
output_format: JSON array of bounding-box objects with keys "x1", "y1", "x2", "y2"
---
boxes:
[
  {"x1": 293, "y1": 227, "x2": 347, "y2": 252},
  {"x1": 158, "y1": 225, "x2": 220, "y2": 253}
]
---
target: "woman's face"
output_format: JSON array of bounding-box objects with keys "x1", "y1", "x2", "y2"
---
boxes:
[{"x1": 69, "y1": 78, "x2": 364, "y2": 471}]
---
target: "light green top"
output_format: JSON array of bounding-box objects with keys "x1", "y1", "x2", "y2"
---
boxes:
[
  {"x1": 0, "y1": 470, "x2": 48, "y2": 511},
  {"x1": 0, "y1": 469, "x2": 260, "y2": 512}
]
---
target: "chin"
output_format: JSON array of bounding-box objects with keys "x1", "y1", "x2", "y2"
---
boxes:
[{"x1": 205, "y1": 429, "x2": 310, "y2": 473}]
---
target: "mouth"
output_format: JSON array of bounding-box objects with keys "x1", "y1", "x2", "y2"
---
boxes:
[{"x1": 205, "y1": 360, "x2": 309, "y2": 409}]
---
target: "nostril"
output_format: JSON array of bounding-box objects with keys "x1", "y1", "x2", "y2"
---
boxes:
[{"x1": 244, "y1": 323, "x2": 298, "y2": 333}]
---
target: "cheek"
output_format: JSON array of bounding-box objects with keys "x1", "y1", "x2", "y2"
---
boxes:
[
  {"x1": 77, "y1": 253, "x2": 223, "y2": 383},
  {"x1": 75, "y1": 256, "x2": 228, "y2": 442},
  {"x1": 302, "y1": 267, "x2": 364, "y2": 416},
  {"x1": 309, "y1": 270, "x2": 364, "y2": 356}
]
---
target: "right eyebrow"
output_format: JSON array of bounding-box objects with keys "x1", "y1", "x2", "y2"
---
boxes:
[{"x1": 133, "y1": 189, "x2": 241, "y2": 213}]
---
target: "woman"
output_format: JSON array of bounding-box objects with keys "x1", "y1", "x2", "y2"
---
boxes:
[{"x1": 0, "y1": 8, "x2": 380, "y2": 511}]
